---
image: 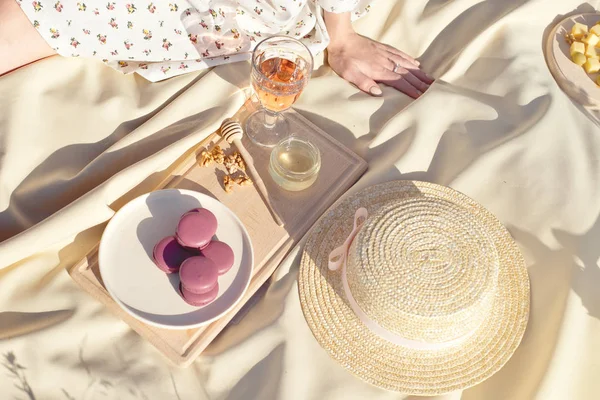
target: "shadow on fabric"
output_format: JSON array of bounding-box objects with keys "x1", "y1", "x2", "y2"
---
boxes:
[
  {"x1": 224, "y1": 343, "x2": 286, "y2": 400},
  {"x1": 2, "y1": 351, "x2": 37, "y2": 400},
  {"x1": 0, "y1": 309, "x2": 74, "y2": 340},
  {"x1": 396, "y1": 81, "x2": 551, "y2": 186},
  {"x1": 463, "y1": 216, "x2": 600, "y2": 399},
  {"x1": 419, "y1": 0, "x2": 534, "y2": 78},
  {"x1": 0, "y1": 72, "x2": 210, "y2": 243}
]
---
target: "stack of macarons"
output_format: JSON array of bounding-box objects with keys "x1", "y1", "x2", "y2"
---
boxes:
[{"x1": 152, "y1": 208, "x2": 234, "y2": 307}]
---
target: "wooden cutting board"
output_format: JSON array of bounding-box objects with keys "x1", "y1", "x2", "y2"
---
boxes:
[{"x1": 68, "y1": 98, "x2": 367, "y2": 367}]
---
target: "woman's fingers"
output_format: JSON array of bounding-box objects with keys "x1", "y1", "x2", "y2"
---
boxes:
[
  {"x1": 329, "y1": 35, "x2": 432, "y2": 99},
  {"x1": 387, "y1": 54, "x2": 435, "y2": 84},
  {"x1": 397, "y1": 67, "x2": 430, "y2": 93},
  {"x1": 381, "y1": 77, "x2": 422, "y2": 99},
  {"x1": 377, "y1": 57, "x2": 431, "y2": 92},
  {"x1": 325, "y1": 30, "x2": 434, "y2": 99},
  {"x1": 383, "y1": 48, "x2": 420, "y2": 69},
  {"x1": 352, "y1": 70, "x2": 383, "y2": 96},
  {"x1": 375, "y1": 68, "x2": 423, "y2": 99},
  {"x1": 398, "y1": 50, "x2": 421, "y2": 67},
  {"x1": 378, "y1": 42, "x2": 420, "y2": 66},
  {"x1": 381, "y1": 57, "x2": 400, "y2": 73},
  {"x1": 405, "y1": 65, "x2": 435, "y2": 84}
]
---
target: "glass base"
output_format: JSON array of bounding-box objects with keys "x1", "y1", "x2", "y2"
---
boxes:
[{"x1": 245, "y1": 110, "x2": 290, "y2": 148}]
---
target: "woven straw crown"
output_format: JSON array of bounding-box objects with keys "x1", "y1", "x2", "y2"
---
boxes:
[{"x1": 346, "y1": 197, "x2": 499, "y2": 342}]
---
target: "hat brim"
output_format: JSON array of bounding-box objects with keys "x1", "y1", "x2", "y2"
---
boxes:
[{"x1": 298, "y1": 181, "x2": 530, "y2": 395}]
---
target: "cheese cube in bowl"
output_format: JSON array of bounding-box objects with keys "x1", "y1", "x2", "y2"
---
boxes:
[
  {"x1": 583, "y1": 33, "x2": 600, "y2": 47},
  {"x1": 572, "y1": 52, "x2": 587, "y2": 66},
  {"x1": 585, "y1": 44, "x2": 600, "y2": 59},
  {"x1": 572, "y1": 22, "x2": 589, "y2": 39},
  {"x1": 584, "y1": 57, "x2": 600, "y2": 73},
  {"x1": 571, "y1": 41, "x2": 585, "y2": 56}
]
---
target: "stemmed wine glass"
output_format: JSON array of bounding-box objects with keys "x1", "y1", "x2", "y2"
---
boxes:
[{"x1": 246, "y1": 36, "x2": 314, "y2": 148}]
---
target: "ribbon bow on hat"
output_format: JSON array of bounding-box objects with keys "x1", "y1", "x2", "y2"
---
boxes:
[{"x1": 328, "y1": 208, "x2": 368, "y2": 271}]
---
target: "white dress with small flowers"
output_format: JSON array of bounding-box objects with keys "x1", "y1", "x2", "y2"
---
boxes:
[{"x1": 16, "y1": 0, "x2": 372, "y2": 81}]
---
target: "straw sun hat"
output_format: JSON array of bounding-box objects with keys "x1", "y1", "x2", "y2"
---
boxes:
[{"x1": 298, "y1": 181, "x2": 529, "y2": 395}]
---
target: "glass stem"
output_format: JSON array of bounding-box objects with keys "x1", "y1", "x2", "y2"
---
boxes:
[{"x1": 263, "y1": 109, "x2": 279, "y2": 129}]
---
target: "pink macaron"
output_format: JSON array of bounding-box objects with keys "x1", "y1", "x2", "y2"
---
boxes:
[
  {"x1": 176, "y1": 208, "x2": 218, "y2": 250},
  {"x1": 181, "y1": 208, "x2": 204, "y2": 217},
  {"x1": 180, "y1": 282, "x2": 219, "y2": 306},
  {"x1": 152, "y1": 236, "x2": 195, "y2": 274},
  {"x1": 179, "y1": 256, "x2": 219, "y2": 294},
  {"x1": 201, "y1": 240, "x2": 234, "y2": 275}
]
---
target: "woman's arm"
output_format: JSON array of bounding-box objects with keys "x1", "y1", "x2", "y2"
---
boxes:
[
  {"x1": 0, "y1": 0, "x2": 56, "y2": 76},
  {"x1": 323, "y1": 10, "x2": 433, "y2": 98}
]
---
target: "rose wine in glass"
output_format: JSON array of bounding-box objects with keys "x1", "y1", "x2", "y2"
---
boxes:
[{"x1": 246, "y1": 36, "x2": 313, "y2": 147}]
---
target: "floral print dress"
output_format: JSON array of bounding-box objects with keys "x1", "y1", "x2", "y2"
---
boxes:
[{"x1": 16, "y1": 0, "x2": 373, "y2": 81}]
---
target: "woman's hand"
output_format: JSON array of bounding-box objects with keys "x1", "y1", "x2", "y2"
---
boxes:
[{"x1": 324, "y1": 11, "x2": 433, "y2": 99}]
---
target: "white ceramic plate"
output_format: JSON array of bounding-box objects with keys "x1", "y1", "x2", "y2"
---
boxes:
[
  {"x1": 546, "y1": 13, "x2": 600, "y2": 105},
  {"x1": 98, "y1": 189, "x2": 254, "y2": 330}
]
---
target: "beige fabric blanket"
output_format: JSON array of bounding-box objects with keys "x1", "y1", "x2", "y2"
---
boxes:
[{"x1": 1, "y1": 0, "x2": 600, "y2": 398}]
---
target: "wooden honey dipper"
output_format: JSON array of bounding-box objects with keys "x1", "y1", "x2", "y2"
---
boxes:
[{"x1": 218, "y1": 118, "x2": 284, "y2": 227}]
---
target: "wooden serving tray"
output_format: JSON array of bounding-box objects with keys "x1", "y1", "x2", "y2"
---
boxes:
[{"x1": 68, "y1": 99, "x2": 367, "y2": 367}]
